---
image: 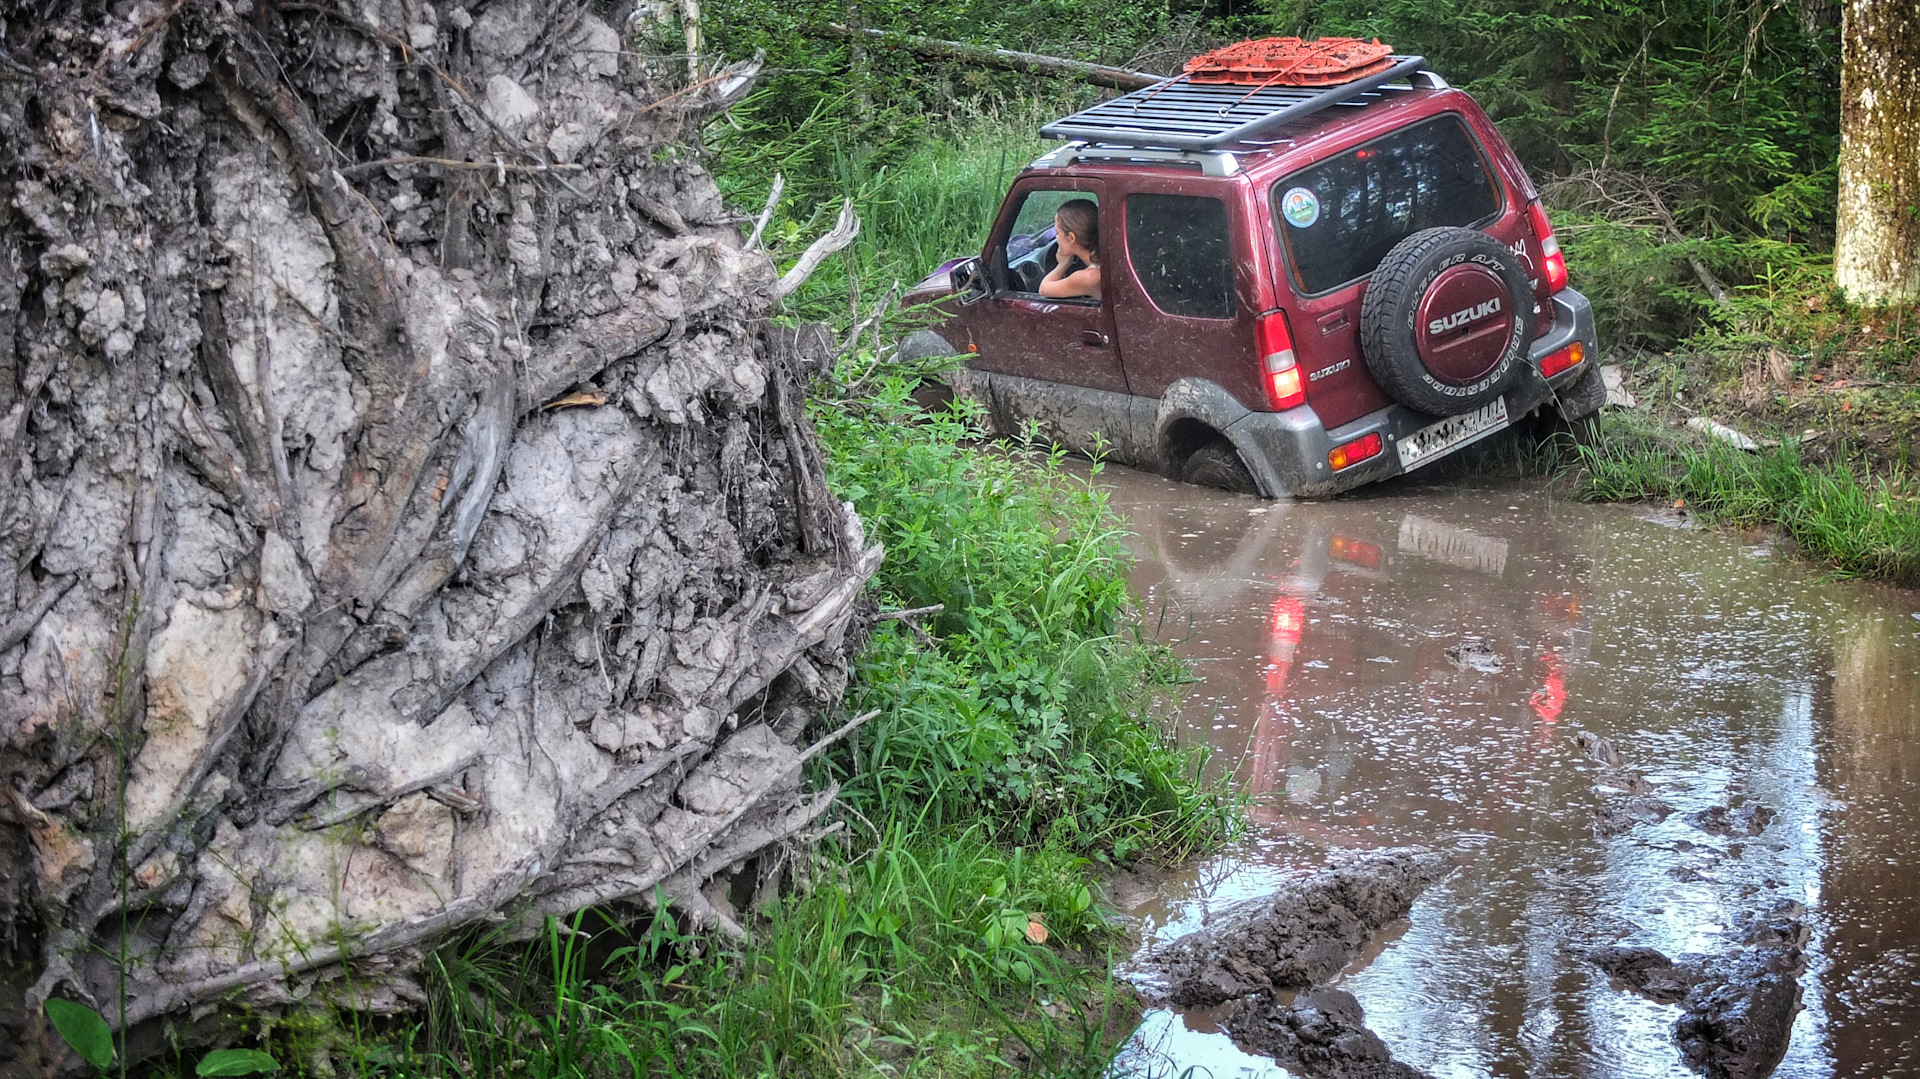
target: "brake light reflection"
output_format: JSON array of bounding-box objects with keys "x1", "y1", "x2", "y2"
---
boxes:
[
  {"x1": 1531, "y1": 651, "x2": 1567, "y2": 725},
  {"x1": 1328, "y1": 534, "x2": 1381, "y2": 569},
  {"x1": 1266, "y1": 595, "x2": 1306, "y2": 694},
  {"x1": 1248, "y1": 594, "x2": 1309, "y2": 822}
]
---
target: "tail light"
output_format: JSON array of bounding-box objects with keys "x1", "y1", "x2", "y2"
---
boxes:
[
  {"x1": 1257, "y1": 310, "x2": 1306, "y2": 410},
  {"x1": 1328, "y1": 432, "x2": 1382, "y2": 471},
  {"x1": 1539, "y1": 341, "x2": 1584, "y2": 378},
  {"x1": 1527, "y1": 201, "x2": 1569, "y2": 294}
]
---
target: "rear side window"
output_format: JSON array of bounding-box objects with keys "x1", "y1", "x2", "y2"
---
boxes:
[
  {"x1": 1125, "y1": 194, "x2": 1236, "y2": 319},
  {"x1": 1275, "y1": 114, "x2": 1502, "y2": 296}
]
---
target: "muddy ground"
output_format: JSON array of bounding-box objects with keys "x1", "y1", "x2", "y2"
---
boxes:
[{"x1": 1091, "y1": 463, "x2": 1920, "y2": 1079}]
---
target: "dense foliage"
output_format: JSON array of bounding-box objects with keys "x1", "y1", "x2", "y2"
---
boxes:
[{"x1": 709, "y1": 0, "x2": 1843, "y2": 346}]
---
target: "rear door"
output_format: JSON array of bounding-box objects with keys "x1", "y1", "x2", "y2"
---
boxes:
[
  {"x1": 1107, "y1": 176, "x2": 1265, "y2": 409},
  {"x1": 1270, "y1": 111, "x2": 1518, "y2": 426},
  {"x1": 963, "y1": 179, "x2": 1127, "y2": 394}
]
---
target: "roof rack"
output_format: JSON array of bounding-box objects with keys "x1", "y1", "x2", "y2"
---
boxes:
[
  {"x1": 1029, "y1": 144, "x2": 1247, "y2": 177},
  {"x1": 1039, "y1": 55, "x2": 1438, "y2": 153}
]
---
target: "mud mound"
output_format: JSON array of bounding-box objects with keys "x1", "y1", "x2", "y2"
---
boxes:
[
  {"x1": 1225, "y1": 988, "x2": 1436, "y2": 1079},
  {"x1": 1132, "y1": 847, "x2": 1451, "y2": 1007},
  {"x1": 1589, "y1": 902, "x2": 1809, "y2": 1079}
]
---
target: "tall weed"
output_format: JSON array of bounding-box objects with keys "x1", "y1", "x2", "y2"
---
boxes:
[{"x1": 358, "y1": 829, "x2": 1138, "y2": 1079}]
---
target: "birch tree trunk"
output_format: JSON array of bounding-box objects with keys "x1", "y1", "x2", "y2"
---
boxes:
[
  {"x1": 0, "y1": 0, "x2": 876, "y2": 1069},
  {"x1": 1834, "y1": 0, "x2": 1920, "y2": 304}
]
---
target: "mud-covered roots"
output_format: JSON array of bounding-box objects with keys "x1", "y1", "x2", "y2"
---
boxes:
[{"x1": 0, "y1": 0, "x2": 871, "y2": 1066}]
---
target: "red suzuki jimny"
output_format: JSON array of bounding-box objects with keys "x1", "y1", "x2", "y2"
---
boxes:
[{"x1": 901, "y1": 40, "x2": 1604, "y2": 497}]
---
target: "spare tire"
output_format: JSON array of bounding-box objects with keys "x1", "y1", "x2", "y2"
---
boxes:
[{"x1": 1359, "y1": 226, "x2": 1535, "y2": 416}]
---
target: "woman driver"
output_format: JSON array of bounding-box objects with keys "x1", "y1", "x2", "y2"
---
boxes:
[{"x1": 1038, "y1": 198, "x2": 1101, "y2": 301}]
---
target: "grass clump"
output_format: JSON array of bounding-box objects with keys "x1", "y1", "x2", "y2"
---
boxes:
[
  {"x1": 819, "y1": 375, "x2": 1231, "y2": 865},
  {"x1": 395, "y1": 832, "x2": 1138, "y2": 1079},
  {"x1": 1575, "y1": 414, "x2": 1920, "y2": 586}
]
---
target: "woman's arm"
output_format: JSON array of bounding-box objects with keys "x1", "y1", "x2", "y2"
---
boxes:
[{"x1": 1039, "y1": 263, "x2": 1102, "y2": 300}]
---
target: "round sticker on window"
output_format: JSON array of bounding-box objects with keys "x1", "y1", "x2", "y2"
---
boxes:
[{"x1": 1281, "y1": 187, "x2": 1320, "y2": 228}]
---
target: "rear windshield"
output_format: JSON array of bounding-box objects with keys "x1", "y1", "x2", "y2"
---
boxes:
[{"x1": 1273, "y1": 114, "x2": 1502, "y2": 296}]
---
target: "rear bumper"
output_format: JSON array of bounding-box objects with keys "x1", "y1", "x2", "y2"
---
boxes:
[{"x1": 1230, "y1": 287, "x2": 1600, "y2": 497}]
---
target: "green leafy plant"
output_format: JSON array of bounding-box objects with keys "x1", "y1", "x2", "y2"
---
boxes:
[
  {"x1": 195, "y1": 1049, "x2": 281, "y2": 1076},
  {"x1": 1575, "y1": 414, "x2": 1920, "y2": 585},
  {"x1": 44, "y1": 999, "x2": 114, "y2": 1070}
]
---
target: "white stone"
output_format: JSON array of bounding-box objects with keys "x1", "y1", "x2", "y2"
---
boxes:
[
  {"x1": 482, "y1": 75, "x2": 541, "y2": 135},
  {"x1": 546, "y1": 121, "x2": 590, "y2": 164}
]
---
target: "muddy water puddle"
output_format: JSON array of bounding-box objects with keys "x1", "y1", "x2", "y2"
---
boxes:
[{"x1": 1090, "y1": 464, "x2": 1920, "y2": 1078}]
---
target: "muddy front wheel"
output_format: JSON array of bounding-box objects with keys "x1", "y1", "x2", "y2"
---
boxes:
[{"x1": 1181, "y1": 438, "x2": 1259, "y2": 494}]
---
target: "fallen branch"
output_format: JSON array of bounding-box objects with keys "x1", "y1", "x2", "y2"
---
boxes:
[
  {"x1": 814, "y1": 24, "x2": 1166, "y2": 91},
  {"x1": 637, "y1": 50, "x2": 763, "y2": 115},
  {"x1": 744, "y1": 172, "x2": 784, "y2": 252},
  {"x1": 337, "y1": 155, "x2": 587, "y2": 177},
  {"x1": 1639, "y1": 186, "x2": 1754, "y2": 332},
  {"x1": 775, "y1": 199, "x2": 860, "y2": 300},
  {"x1": 874, "y1": 603, "x2": 943, "y2": 622}
]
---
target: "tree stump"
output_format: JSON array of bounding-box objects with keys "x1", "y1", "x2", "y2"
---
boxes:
[{"x1": 0, "y1": 0, "x2": 877, "y2": 1067}]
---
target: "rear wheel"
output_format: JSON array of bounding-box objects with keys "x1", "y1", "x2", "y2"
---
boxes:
[
  {"x1": 1524, "y1": 365, "x2": 1606, "y2": 458},
  {"x1": 1551, "y1": 361, "x2": 1607, "y2": 422},
  {"x1": 1181, "y1": 438, "x2": 1258, "y2": 494}
]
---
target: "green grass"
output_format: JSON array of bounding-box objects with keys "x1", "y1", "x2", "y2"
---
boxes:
[
  {"x1": 819, "y1": 377, "x2": 1233, "y2": 865},
  {"x1": 1575, "y1": 415, "x2": 1920, "y2": 586},
  {"x1": 377, "y1": 828, "x2": 1139, "y2": 1079}
]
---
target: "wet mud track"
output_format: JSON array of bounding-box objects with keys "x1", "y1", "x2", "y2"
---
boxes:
[{"x1": 1088, "y1": 464, "x2": 1920, "y2": 1078}]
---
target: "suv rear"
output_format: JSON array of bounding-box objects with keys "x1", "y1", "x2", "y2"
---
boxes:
[{"x1": 901, "y1": 49, "x2": 1602, "y2": 497}]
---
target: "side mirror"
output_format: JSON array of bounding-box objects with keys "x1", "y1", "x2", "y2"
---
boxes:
[{"x1": 949, "y1": 257, "x2": 988, "y2": 305}]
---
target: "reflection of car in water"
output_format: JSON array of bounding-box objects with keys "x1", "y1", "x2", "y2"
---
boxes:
[{"x1": 1123, "y1": 488, "x2": 1592, "y2": 831}]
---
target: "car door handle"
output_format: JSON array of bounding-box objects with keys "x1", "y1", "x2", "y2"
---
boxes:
[
  {"x1": 1317, "y1": 310, "x2": 1350, "y2": 334},
  {"x1": 1081, "y1": 330, "x2": 1110, "y2": 347}
]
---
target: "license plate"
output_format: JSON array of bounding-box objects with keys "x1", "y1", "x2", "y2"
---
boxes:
[{"x1": 1397, "y1": 398, "x2": 1510, "y2": 471}]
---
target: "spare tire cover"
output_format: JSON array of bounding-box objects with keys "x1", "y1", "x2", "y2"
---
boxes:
[{"x1": 1359, "y1": 226, "x2": 1534, "y2": 416}]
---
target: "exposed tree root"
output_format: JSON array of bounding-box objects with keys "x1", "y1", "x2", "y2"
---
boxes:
[{"x1": 0, "y1": 0, "x2": 875, "y2": 1067}]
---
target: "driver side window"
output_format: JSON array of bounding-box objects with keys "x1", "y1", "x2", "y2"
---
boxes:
[{"x1": 996, "y1": 188, "x2": 1100, "y2": 302}]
